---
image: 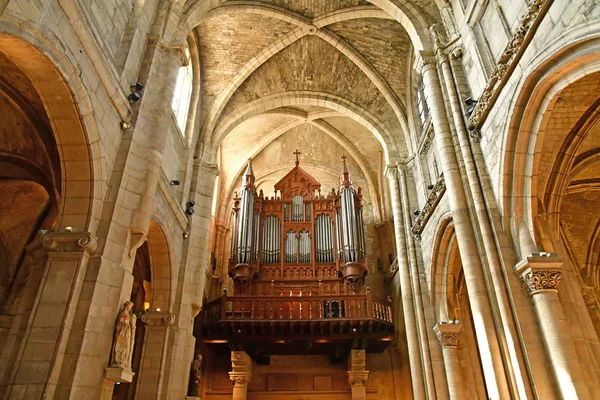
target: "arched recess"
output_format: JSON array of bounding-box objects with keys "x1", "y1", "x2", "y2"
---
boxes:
[
  {"x1": 502, "y1": 27, "x2": 600, "y2": 370},
  {"x1": 430, "y1": 218, "x2": 486, "y2": 399},
  {"x1": 0, "y1": 29, "x2": 101, "y2": 233},
  {"x1": 147, "y1": 219, "x2": 173, "y2": 312},
  {"x1": 0, "y1": 25, "x2": 100, "y2": 396}
]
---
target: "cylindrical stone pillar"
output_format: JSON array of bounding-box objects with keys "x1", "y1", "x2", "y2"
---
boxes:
[
  {"x1": 417, "y1": 53, "x2": 509, "y2": 399},
  {"x1": 348, "y1": 349, "x2": 369, "y2": 400},
  {"x1": 516, "y1": 255, "x2": 592, "y2": 399},
  {"x1": 434, "y1": 322, "x2": 464, "y2": 400},
  {"x1": 385, "y1": 166, "x2": 425, "y2": 400},
  {"x1": 229, "y1": 351, "x2": 252, "y2": 400}
]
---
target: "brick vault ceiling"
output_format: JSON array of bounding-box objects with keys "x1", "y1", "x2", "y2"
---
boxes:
[{"x1": 190, "y1": 0, "x2": 439, "y2": 200}]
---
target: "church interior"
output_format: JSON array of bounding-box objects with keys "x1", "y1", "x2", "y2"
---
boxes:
[{"x1": 0, "y1": 0, "x2": 600, "y2": 399}]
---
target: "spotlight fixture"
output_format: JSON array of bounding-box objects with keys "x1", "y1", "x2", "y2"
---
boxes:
[
  {"x1": 128, "y1": 81, "x2": 145, "y2": 103},
  {"x1": 185, "y1": 200, "x2": 196, "y2": 216},
  {"x1": 413, "y1": 209, "x2": 421, "y2": 216},
  {"x1": 120, "y1": 121, "x2": 131, "y2": 130},
  {"x1": 170, "y1": 180, "x2": 180, "y2": 186},
  {"x1": 182, "y1": 231, "x2": 190, "y2": 239},
  {"x1": 128, "y1": 92, "x2": 142, "y2": 102},
  {"x1": 464, "y1": 97, "x2": 477, "y2": 116},
  {"x1": 427, "y1": 184, "x2": 434, "y2": 190},
  {"x1": 131, "y1": 82, "x2": 145, "y2": 92}
]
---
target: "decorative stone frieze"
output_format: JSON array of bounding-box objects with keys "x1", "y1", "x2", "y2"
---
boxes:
[
  {"x1": 42, "y1": 231, "x2": 97, "y2": 255},
  {"x1": 434, "y1": 322, "x2": 462, "y2": 349},
  {"x1": 515, "y1": 253, "x2": 564, "y2": 296},
  {"x1": 384, "y1": 257, "x2": 398, "y2": 282},
  {"x1": 141, "y1": 312, "x2": 177, "y2": 327},
  {"x1": 467, "y1": 0, "x2": 554, "y2": 130},
  {"x1": 411, "y1": 175, "x2": 446, "y2": 239}
]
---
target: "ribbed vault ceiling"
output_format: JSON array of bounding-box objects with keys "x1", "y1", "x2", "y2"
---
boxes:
[{"x1": 185, "y1": 0, "x2": 440, "y2": 223}]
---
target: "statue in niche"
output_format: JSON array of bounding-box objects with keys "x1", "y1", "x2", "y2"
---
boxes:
[
  {"x1": 111, "y1": 301, "x2": 136, "y2": 369},
  {"x1": 188, "y1": 353, "x2": 203, "y2": 396}
]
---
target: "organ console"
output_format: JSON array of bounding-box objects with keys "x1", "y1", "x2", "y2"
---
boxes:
[{"x1": 228, "y1": 151, "x2": 368, "y2": 295}]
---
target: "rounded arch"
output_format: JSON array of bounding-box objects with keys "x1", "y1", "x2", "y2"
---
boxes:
[
  {"x1": 0, "y1": 26, "x2": 102, "y2": 233},
  {"x1": 501, "y1": 25, "x2": 600, "y2": 254},
  {"x1": 429, "y1": 215, "x2": 454, "y2": 320},
  {"x1": 212, "y1": 91, "x2": 401, "y2": 162},
  {"x1": 147, "y1": 218, "x2": 174, "y2": 312}
]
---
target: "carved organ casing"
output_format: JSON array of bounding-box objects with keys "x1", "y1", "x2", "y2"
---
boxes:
[{"x1": 229, "y1": 155, "x2": 368, "y2": 296}]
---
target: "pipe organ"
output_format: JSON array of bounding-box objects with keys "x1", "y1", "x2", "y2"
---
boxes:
[{"x1": 229, "y1": 152, "x2": 368, "y2": 295}]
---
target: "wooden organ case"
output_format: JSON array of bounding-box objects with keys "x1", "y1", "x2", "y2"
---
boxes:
[{"x1": 200, "y1": 153, "x2": 394, "y2": 355}]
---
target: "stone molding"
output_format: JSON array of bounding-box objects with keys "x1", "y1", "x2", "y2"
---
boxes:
[
  {"x1": 514, "y1": 253, "x2": 564, "y2": 296},
  {"x1": 411, "y1": 175, "x2": 446, "y2": 240},
  {"x1": 42, "y1": 231, "x2": 97, "y2": 255},
  {"x1": 467, "y1": 0, "x2": 554, "y2": 131},
  {"x1": 384, "y1": 164, "x2": 400, "y2": 180},
  {"x1": 434, "y1": 322, "x2": 462, "y2": 348},
  {"x1": 141, "y1": 312, "x2": 176, "y2": 327}
]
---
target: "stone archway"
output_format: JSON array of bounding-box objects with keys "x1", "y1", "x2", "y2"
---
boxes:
[
  {"x1": 431, "y1": 219, "x2": 486, "y2": 400},
  {"x1": 0, "y1": 30, "x2": 100, "y2": 398}
]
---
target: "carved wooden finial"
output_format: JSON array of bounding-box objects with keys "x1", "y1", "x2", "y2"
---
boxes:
[{"x1": 293, "y1": 149, "x2": 301, "y2": 166}]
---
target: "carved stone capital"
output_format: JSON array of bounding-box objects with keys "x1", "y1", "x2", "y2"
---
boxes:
[
  {"x1": 384, "y1": 164, "x2": 400, "y2": 180},
  {"x1": 229, "y1": 372, "x2": 252, "y2": 387},
  {"x1": 434, "y1": 322, "x2": 462, "y2": 348},
  {"x1": 347, "y1": 371, "x2": 369, "y2": 387},
  {"x1": 42, "y1": 231, "x2": 97, "y2": 255},
  {"x1": 515, "y1": 253, "x2": 564, "y2": 296},
  {"x1": 141, "y1": 312, "x2": 176, "y2": 327},
  {"x1": 199, "y1": 161, "x2": 220, "y2": 177},
  {"x1": 415, "y1": 52, "x2": 437, "y2": 76},
  {"x1": 147, "y1": 35, "x2": 188, "y2": 65}
]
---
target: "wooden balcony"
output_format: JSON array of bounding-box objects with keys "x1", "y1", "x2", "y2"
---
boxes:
[{"x1": 199, "y1": 294, "x2": 395, "y2": 355}]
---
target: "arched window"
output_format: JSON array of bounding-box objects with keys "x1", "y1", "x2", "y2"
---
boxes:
[
  {"x1": 415, "y1": 75, "x2": 429, "y2": 126},
  {"x1": 171, "y1": 48, "x2": 192, "y2": 133}
]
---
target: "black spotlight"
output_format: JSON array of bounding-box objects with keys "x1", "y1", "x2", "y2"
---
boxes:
[
  {"x1": 413, "y1": 209, "x2": 421, "y2": 216},
  {"x1": 170, "y1": 180, "x2": 180, "y2": 186},
  {"x1": 186, "y1": 201, "x2": 195, "y2": 208},
  {"x1": 131, "y1": 82, "x2": 145, "y2": 92},
  {"x1": 128, "y1": 92, "x2": 142, "y2": 102},
  {"x1": 427, "y1": 184, "x2": 435, "y2": 190},
  {"x1": 185, "y1": 208, "x2": 195, "y2": 216},
  {"x1": 465, "y1": 97, "x2": 477, "y2": 116}
]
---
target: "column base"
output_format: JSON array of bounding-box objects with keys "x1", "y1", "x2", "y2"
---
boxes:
[{"x1": 104, "y1": 367, "x2": 135, "y2": 383}]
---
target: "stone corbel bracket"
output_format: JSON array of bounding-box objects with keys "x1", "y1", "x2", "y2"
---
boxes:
[
  {"x1": 434, "y1": 322, "x2": 462, "y2": 348},
  {"x1": 412, "y1": 175, "x2": 446, "y2": 240},
  {"x1": 467, "y1": 0, "x2": 554, "y2": 131}
]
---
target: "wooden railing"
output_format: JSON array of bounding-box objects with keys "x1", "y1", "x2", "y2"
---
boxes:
[{"x1": 202, "y1": 294, "x2": 393, "y2": 325}]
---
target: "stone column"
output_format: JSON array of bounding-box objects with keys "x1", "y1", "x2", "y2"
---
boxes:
[
  {"x1": 347, "y1": 349, "x2": 369, "y2": 400},
  {"x1": 385, "y1": 166, "x2": 425, "y2": 399},
  {"x1": 515, "y1": 254, "x2": 591, "y2": 399},
  {"x1": 4, "y1": 231, "x2": 97, "y2": 399},
  {"x1": 434, "y1": 322, "x2": 463, "y2": 400},
  {"x1": 417, "y1": 53, "x2": 509, "y2": 399},
  {"x1": 431, "y1": 24, "x2": 528, "y2": 398},
  {"x1": 135, "y1": 312, "x2": 177, "y2": 399},
  {"x1": 229, "y1": 351, "x2": 252, "y2": 400}
]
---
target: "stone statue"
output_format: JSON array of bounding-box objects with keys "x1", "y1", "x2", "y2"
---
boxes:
[
  {"x1": 111, "y1": 301, "x2": 136, "y2": 369},
  {"x1": 188, "y1": 353, "x2": 203, "y2": 396}
]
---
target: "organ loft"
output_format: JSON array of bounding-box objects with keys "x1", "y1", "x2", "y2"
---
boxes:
[{"x1": 199, "y1": 152, "x2": 394, "y2": 359}]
